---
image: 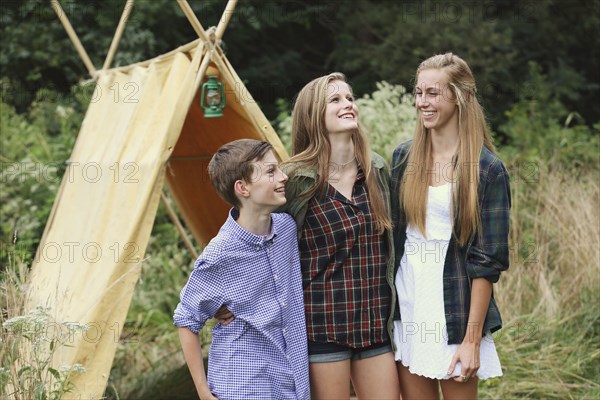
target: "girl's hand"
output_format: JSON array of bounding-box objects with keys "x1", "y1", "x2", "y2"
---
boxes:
[
  {"x1": 447, "y1": 340, "x2": 480, "y2": 383},
  {"x1": 449, "y1": 278, "x2": 491, "y2": 382}
]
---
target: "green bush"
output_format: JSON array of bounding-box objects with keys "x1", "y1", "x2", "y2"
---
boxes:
[
  {"x1": 0, "y1": 99, "x2": 80, "y2": 265},
  {"x1": 498, "y1": 62, "x2": 599, "y2": 172},
  {"x1": 355, "y1": 81, "x2": 415, "y2": 161}
]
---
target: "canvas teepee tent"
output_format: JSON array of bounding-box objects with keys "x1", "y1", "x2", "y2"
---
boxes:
[{"x1": 26, "y1": 1, "x2": 287, "y2": 397}]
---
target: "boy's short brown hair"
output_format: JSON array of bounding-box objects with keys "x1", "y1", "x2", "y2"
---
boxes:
[{"x1": 208, "y1": 139, "x2": 273, "y2": 208}]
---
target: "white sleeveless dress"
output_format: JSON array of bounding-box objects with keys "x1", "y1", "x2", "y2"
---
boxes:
[{"x1": 393, "y1": 183, "x2": 503, "y2": 380}]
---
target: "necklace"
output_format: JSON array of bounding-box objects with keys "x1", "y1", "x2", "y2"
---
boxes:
[{"x1": 337, "y1": 156, "x2": 356, "y2": 168}]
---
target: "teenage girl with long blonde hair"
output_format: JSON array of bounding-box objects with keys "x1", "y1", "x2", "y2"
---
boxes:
[
  {"x1": 390, "y1": 53, "x2": 511, "y2": 399},
  {"x1": 284, "y1": 72, "x2": 400, "y2": 399}
]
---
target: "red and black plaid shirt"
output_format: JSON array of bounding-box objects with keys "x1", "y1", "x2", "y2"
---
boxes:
[{"x1": 299, "y1": 169, "x2": 391, "y2": 348}]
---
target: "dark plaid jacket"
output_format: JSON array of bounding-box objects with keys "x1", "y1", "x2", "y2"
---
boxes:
[
  {"x1": 282, "y1": 152, "x2": 396, "y2": 348},
  {"x1": 390, "y1": 140, "x2": 511, "y2": 344}
]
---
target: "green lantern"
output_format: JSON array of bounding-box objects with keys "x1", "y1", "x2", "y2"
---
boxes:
[{"x1": 200, "y1": 75, "x2": 226, "y2": 118}]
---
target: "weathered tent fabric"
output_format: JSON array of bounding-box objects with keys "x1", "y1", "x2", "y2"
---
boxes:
[
  {"x1": 27, "y1": 38, "x2": 288, "y2": 397},
  {"x1": 27, "y1": 46, "x2": 203, "y2": 397}
]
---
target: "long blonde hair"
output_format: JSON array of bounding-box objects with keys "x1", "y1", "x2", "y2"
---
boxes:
[
  {"x1": 285, "y1": 72, "x2": 392, "y2": 233},
  {"x1": 401, "y1": 53, "x2": 496, "y2": 246}
]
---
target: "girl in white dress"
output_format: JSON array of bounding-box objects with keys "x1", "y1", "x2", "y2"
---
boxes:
[{"x1": 390, "y1": 53, "x2": 511, "y2": 399}]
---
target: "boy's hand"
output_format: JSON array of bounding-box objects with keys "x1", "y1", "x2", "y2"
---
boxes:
[
  {"x1": 198, "y1": 387, "x2": 219, "y2": 400},
  {"x1": 214, "y1": 305, "x2": 235, "y2": 325}
]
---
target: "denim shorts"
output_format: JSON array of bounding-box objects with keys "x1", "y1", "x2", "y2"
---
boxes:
[{"x1": 308, "y1": 340, "x2": 393, "y2": 363}]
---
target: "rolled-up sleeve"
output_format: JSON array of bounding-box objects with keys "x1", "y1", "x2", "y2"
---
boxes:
[
  {"x1": 173, "y1": 259, "x2": 223, "y2": 333},
  {"x1": 466, "y1": 166, "x2": 511, "y2": 283}
]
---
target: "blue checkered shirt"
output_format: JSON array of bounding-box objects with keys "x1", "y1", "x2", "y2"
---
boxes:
[{"x1": 173, "y1": 209, "x2": 310, "y2": 399}]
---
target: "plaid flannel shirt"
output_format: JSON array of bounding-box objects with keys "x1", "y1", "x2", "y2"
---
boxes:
[
  {"x1": 283, "y1": 152, "x2": 396, "y2": 348},
  {"x1": 390, "y1": 141, "x2": 511, "y2": 345}
]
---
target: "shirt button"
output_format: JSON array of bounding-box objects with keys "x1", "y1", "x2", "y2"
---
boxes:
[
  {"x1": 282, "y1": 327, "x2": 287, "y2": 334},
  {"x1": 274, "y1": 274, "x2": 279, "y2": 280},
  {"x1": 281, "y1": 301, "x2": 286, "y2": 307},
  {"x1": 255, "y1": 244, "x2": 260, "y2": 250}
]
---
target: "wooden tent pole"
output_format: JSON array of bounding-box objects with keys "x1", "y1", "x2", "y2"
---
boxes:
[
  {"x1": 177, "y1": 0, "x2": 211, "y2": 44},
  {"x1": 160, "y1": 192, "x2": 199, "y2": 259},
  {"x1": 50, "y1": 0, "x2": 97, "y2": 78},
  {"x1": 215, "y1": 0, "x2": 238, "y2": 41},
  {"x1": 159, "y1": 42, "x2": 206, "y2": 260},
  {"x1": 102, "y1": 0, "x2": 135, "y2": 71}
]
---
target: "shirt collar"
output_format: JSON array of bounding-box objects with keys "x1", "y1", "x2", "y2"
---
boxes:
[
  {"x1": 225, "y1": 208, "x2": 277, "y2": 246},
  {"x1": 356, "y1": 167, "x2": 366, "y2": 182}
]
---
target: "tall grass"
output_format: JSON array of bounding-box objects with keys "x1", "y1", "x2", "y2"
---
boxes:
[
  {"x1": 499, "y1": 163, "x2": 599, "y2": 320},
  {"x1": 1, "y1": 245, "x2": 28, "y2": 396},
  {"x1": 1, "y1": 241, "x2": 88, "y2": 399},
  {"x1": 484, "y1": 162, "x2": 600, "y2": 399}
]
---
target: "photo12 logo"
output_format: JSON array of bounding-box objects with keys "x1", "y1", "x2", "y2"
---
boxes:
[
  {"x1": 1, "y1": 161, "x2": 141, "y2": 184},
  {"x1": 33, "y1": 241, "x2": 141, "y2": 265}
]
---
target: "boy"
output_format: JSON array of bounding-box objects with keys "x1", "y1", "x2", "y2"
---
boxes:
[{"x1": 173, "y1": 139, "x2": 309, "y2": 400}]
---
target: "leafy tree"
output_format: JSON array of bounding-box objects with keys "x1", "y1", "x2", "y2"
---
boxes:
[
  {"x1": 1, "y1": 0, "x2": 598, "y2": 130},
  {"x1": 493, "y1": 0, "x2": 600, "y2": 127},
  {"x1": 0, "y1": 0, "x2": 337, "y2": 118},
  {"x1": 324, "y1": 0, "x2": 600, "y2": 133},
  {"x1": 328, "y1": 0, "x2": 518, "y2": 130}
]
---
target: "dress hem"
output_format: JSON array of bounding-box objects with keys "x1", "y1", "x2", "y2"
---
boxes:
[{"x1": 397, "y1": 359, "x2": 503, "y2": 381}]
